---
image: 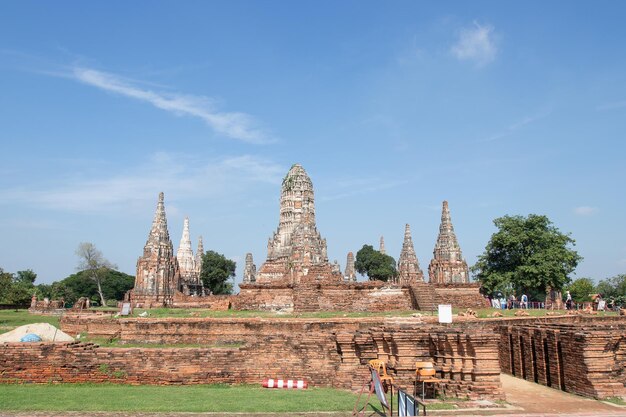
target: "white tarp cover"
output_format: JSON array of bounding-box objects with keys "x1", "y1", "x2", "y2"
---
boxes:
[{"x1": 0, "y1": 323, "x2": 74, "y2": 343}]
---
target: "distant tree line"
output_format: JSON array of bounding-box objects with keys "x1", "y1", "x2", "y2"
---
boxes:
[
  {"x1": 0, "y1": 266, "x2": 135, "y2": 307},
  {"x1": 1, "y1": 243, "x2": 237, "y2": 308},
  {"x1": 566, "y1": 275, "x2": 626, "y2": 307}
]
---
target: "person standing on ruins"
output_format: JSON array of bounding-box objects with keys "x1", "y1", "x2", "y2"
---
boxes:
[
  {"x1": 566, "y1": 291, "x2": 573, "y2": 310},
  {"x1": 520, "y1": 293, "x2": 528, "y2": 309}
]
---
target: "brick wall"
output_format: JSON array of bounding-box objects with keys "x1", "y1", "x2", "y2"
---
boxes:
[
  {"x1": 4, "y1": 318, "x2": 503, "y2": 400},
  {"x1": 498, "y1": 320, "x2": 626, "y2": 399},
  {"x1": 60, "y1": 315, "x2": 386, "y2": 344},
  {"x1": 235, "y1": 282, "x2": 414, "y2": 312},
  {"x1": 432, "y1": 283, "x2": 490, "y2": 309}
]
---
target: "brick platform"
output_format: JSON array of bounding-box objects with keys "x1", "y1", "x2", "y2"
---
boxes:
[{"x1": 2, "y1": 317, "x2": 503, "y2": 400}]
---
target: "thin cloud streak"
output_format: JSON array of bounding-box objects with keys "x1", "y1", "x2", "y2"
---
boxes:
[
  {"x1": 573, "y1": 206, "x2": 598, "y2": 216},
  {"x1": 319, "y1": 177, "x2": 410, "y2": 202},
  {"x1": 451, "y1": 22, "x2": 497, "y2": 67},
  {"x1": 0, "y1": 153, "x2": 284, "y2": 213},
  {"x1": 72, "y1": 67, "x2": 274, "y2": 144},
  {"x1": 478, "y1": 110, "x2": 551, "y2": 143}
]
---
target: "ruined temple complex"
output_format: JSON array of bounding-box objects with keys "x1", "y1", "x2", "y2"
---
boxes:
[
  {"x1": 236, "y1": 163, "x2": 485, "y2": 312},
  {"x1": 128, "y1": 164, "x2": 482, "y2": 311},
  {"x1": 130, "y1": 193, "x2": 206, "y2": 307},
  {"x1": 428, "y1": 200, "x2": 470, "y2": 284}
]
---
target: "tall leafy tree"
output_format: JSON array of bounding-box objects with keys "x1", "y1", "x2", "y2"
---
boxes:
[
  {"x1": 473, "y1": 214, "x2": 581, "y2": 297},
  {"x1": 0, "y1": 267, "x2": 36, "y2": 305},
  {"x1": 75, "y1": 242, "x2": 117, "y2": 306},
  {"x1": 596, "y1": 274, "x2": 626, "y2": 306},
  {"x1": 200, "y1": 250, "x2": 236, "y2": 295},
  {"x1": 565, "y1": 277, "x2": 595, "y2": 302},
  {"x1": 15, "y1": 269, "x2": 37, "y2": 285},
  {"x1": 355, "y1": 244, "x2": 398, "y2": 282}
]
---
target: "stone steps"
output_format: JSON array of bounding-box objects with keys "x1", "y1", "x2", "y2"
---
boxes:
[{"x1": 410, "y1": 283, "x2": 438, "y2": 311}]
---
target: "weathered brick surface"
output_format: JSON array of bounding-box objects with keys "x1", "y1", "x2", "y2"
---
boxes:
[
  {"x1": 234, "y1": 282, "x2": 486, "y2": 312},
  {"x1": 4, "y1": 317, "x2": 503, "y2": 400},
  {"x1": 432, "y1": 284, "x2": 489, "y2": 309},
  {"x1": 234, "y1": 282, "x2": 413, "y2": 312},
  {"x1": 60, "y1": 315, "x2": 385, "y2": 344},
  {"x1": 498, "y1": 319, "x2": 626, "y2": 399},
  {"x1": 171, "y1": 293, "x2": 232, "y2": 310}
]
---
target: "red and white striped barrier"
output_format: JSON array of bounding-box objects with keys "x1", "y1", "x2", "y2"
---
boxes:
[{"x1": 262, "y1": 378, "x2": 308, "y2": 389}]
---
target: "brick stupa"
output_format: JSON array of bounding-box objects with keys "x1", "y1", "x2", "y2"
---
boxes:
[
  {"x1": 132, "y1": 192, "x2": 180, "y2": 306},
  {"x1": 344, "y1": 252, "x2": 356, "y2": 282},
  {"x1": 397, "y1": 223, "x2": 424, "y2": 285},
  {"x1": 428, "y1": 201, "x2": 470, "y2": 283},
  {"x1": 176, "y1": 217, "x2": 204, "y2": 295},
  {"x1": 256, "y1": 164, "x2": 340, "y2": 284}
]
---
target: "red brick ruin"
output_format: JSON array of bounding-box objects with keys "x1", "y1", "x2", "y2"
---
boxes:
[{"x1": 4, "y1": 163, "x2": 624, "y2": 402}]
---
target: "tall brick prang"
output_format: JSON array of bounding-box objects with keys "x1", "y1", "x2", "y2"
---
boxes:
[
  {"x1": 344, "y1": 252, "x2": 356, "y2": 282},
  {"x1": 428, "y1": 201, "x2": 469, "y2": 284},
  {"x1": 131, "y1": 192, "x2": 180, "y2": 306},
  {"x1": 397, "y1": 223, "x2": 424, "y2": 285},
  {"x1": 243, "y1": 253, "x2": 256, "y2": 283},
  {"x1": 256, "y1": 164, "x2": 339, "y2": 284}
]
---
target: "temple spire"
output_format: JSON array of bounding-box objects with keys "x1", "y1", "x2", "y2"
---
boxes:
[
  {"x1": 176, "y1": 217, "x2": 196, "y2": 280},
  {"x1": 145, "y1": 192, "x2": 170, "y2": 252},
  {"x1": 397, "y1": 223, "x2": 424, "y2": 284},
  {"x1": 428, "y1": 201, "x2": 469, "y2": 284},
  {"x1": 256, "y1": 163, "x2": 336, "y2": 284},
  {"x1": 243, "y1": 253, "x2": 256, "y2": 283},
  {"x1": 195, "y1": 236, "x2": 204, "y2": 274},
  {"x1": 344, "y1": 252, "x2": 356, "y2": 282},
  {"x1": 132, "y1": 192, "x2": 180, "y2": 304}
]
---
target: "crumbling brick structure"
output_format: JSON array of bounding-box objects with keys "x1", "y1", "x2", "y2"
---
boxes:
[
  {"x1": 2, "y1": 316, "x2": 503, "y2": 400},
  {"x1": 498, "y1": 317, "x2": 626, "y2": 399}
]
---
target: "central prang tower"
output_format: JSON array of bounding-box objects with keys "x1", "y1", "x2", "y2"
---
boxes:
[{"x1": 256, "y1": 164, "x2": 338, "y2": 284}]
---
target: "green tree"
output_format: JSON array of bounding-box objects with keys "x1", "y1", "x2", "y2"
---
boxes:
[
  {"x1": 15, "y1": 269, "x2": 37, "y2": 285},
  {"x1": 355, "y1": 244, "x2": 398, "y2": 282},
  {"x1": 75, "y1": 242, "x2": 117, "y2": 306},
  {"x1": 565, "y1": 277, "x2": 595, "y2": 302},
  {"x1": 0, "y1": 268, "x2": 13, "y2": 299},
  {"x1": 200, "y1": 250, "x2": 236, "y2": 295},
  {"x1": 473, "y1": 214, "x2": 582, "y2": 297},
  {"x1": 46, "y1": 269, "x2": 135, "y2": 305},
  {"x1": 596, "y1": 274, "x2": 626, "y2": 306},
  {"x1": 0, "y1": 268, "x2": 36, "y2": 305}
]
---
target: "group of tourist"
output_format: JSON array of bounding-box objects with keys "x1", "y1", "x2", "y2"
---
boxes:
[{"x1": 490, "y1": 293, "x2": 529, "y2": 310}]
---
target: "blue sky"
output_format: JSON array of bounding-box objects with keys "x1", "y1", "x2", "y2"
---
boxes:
[{"x1": 1, "y1": 1, "x2": 626, "y2": 287}]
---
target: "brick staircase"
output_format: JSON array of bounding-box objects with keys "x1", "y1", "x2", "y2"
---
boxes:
[
  {"x1": 292, "y1": 284, "x2": 321, "y2": 312},
  {"x1": 409, "y1": 282, "x2": 438, "y2": 312}
]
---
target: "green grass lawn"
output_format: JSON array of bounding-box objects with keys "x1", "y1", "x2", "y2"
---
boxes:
[
  {"x1": 0, "y1": 309, "x2": 60, "y2": 334},
  {"x1": 0, "y1": 384, "x2": 359, "y2": 412}
]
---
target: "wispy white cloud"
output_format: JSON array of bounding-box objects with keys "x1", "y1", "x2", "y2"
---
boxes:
[
  {"x1": 319, "y1": 177, "x2": 410, "y2": 202},
  {"x1": 71, "y1": 67, "x2": 273, "y2": 144},
  {"x1": 451, "y1": 22, "x2": 497, "y2": 67},
  {"x1": 478, "y1": 109, "x2": 551, "y2": 143},
  {"x1": 0, "y1": 153, "x2": 284, "y2": 213},
  {"x1": 573, "y1": 206, "x2": 598, "y2": 216}
]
